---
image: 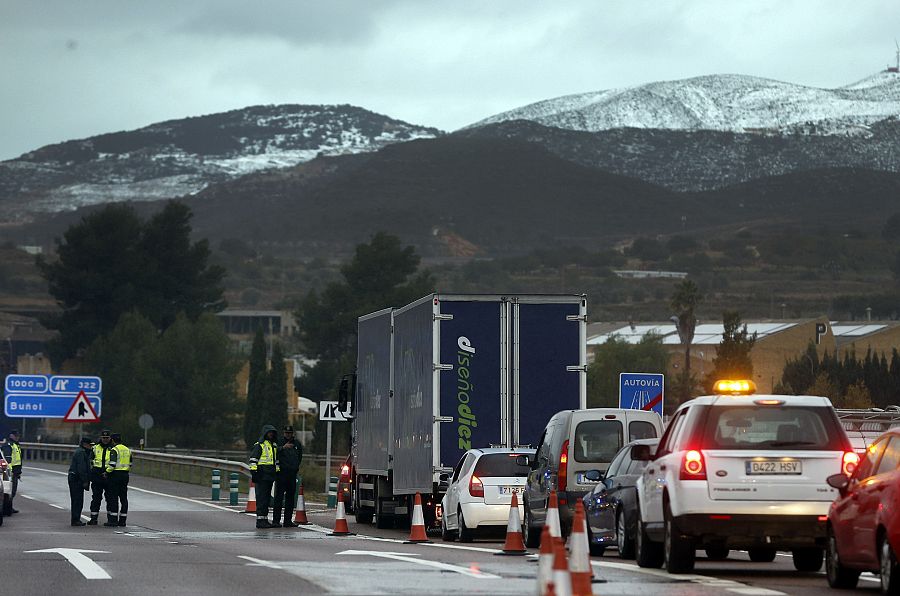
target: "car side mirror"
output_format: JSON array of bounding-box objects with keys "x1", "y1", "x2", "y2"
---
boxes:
[
  {"x1": 631, "y1": 444, "x2": 653, "y2": 462},
  {"x1": 827, "y1": 473, "x2": 850, "y2": 494},
  {"x1": 584, "y1": 469, "x2": 604, "y2": 482}
]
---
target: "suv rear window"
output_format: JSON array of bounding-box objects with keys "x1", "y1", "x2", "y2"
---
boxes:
[
  {"x1": 574, "y1": 420, "x2": 623, "y2": 463},
  {"x1": 473, "y1": 453, "x2": 531, "y2": 477},
  {"x1": 703, "y1": 406, "x2": 846, "y2": 450}
]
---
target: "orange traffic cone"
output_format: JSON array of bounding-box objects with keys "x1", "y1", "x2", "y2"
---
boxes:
[
  {"x1": 331, "y1": 492, "x2": 353, "y2": 536},
  {"x1": 405, "y1": 492, "x2": 432, "y2": 543},
  {"x1": 294, "y1": 483, "x2": 310, "y2": 525},
  {"x1": 546, "y1": 490, "x2": 562, "y2": 544},
  {"x1": 245, "y1": 480, "x2": 257, "y2": 513},
  {"x1": 496, "y1": 492, "x2": 527, "y2": 555},
  {"x1": 552, "y1": 538, "x2": 572, "y2": 596},
  {"x1": 569, "y1": 501, "x2": 593, "y2": 595},
  {"x1": 537, "y1": 525, "x2": 555, "y2": 596},
  {"x1": 545, "y1": 582, "x2": 558, "y2": 596}
]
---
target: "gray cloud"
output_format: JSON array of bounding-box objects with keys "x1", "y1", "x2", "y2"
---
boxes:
[{"x1": 1, "y1": 1, "x2": 899, "y2": 160}]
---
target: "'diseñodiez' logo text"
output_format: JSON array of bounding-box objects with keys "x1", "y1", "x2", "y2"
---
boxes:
[{"x1": 456, "y1": 336, "x2": 477, "y2": 450}]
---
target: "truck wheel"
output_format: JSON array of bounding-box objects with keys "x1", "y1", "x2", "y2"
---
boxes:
[
  {"x1": 458, "y1": 508, "x2": 474, "y2": 543},
  {"x1": 663, "y1": 505, "x2": 695, "y2": 574},
  {"x1": 636, "y1": 511, "x2": 664, "y2": 568},
  {"x1": 374, "y1": 499, "x2": 391, "y2": 529},
  {"x1": 523, "y1": 507, "x2": 540, "y2": 549},
  {"x1": 355, "y1": 508, "x2": 374, "y2": 525},
  {"x1": 748, "y1": 547, "x2": 777, "y2": 562},
  {"x1": 792, "y1": 548, "x2": 824, "y2": 572}
]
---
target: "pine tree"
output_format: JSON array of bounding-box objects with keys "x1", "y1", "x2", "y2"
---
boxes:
[
  {"x1": 264, "y1": 342, "x2": 289, "y2": 431},
  {"x1": 244, "y1": 329, "x2": 267, "y2": 446},
  {"x1": 705, "y1": 311, "x2": 756, "y2": 390}
]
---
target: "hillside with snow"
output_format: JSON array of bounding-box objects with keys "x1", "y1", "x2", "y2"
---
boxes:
[
  {"x1": 0, "y1": 105, "x2": 440, "y2": 221},
  {"x1": 470, "y1": 72, "x2": 900, "y2": 135}
]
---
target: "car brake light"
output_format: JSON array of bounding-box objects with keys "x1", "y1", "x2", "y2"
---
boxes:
[
  {"x1": 558, "y1": 440, "x2": 569, "y2": 504},
  {"x1": 469, "y1": 475, "x2": 484, "y2": 498},
  {"x1": 680, "y1": 450, "x2": 707, "y2": 480},
  {"x1": 341, "y1": 464, "x2": 350, "y2": 477},
  {"x1": 842, "y1": 451, "x2": 859, "y2": 476}
]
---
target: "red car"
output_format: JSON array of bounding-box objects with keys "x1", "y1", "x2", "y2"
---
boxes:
[{"x1": 826, "y1": 428, "x2": 900, "y2": 593}]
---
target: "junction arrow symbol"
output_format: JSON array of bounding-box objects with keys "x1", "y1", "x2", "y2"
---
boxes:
[{"x1": 25, "y1": 548, "x2": 111, "y2": 579}]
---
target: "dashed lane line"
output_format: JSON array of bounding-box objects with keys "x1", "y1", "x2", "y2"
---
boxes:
[{"x1": 592, "y1": 560, "x2": 786, "y2": 596}]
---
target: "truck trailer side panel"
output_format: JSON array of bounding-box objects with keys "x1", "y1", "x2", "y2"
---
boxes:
[
  {"x1": 355, "y1": 308, "x2": 393, "y2": 475},
  {"x1": 392, "y1": 297, "x2": 436, "y2": 494}
]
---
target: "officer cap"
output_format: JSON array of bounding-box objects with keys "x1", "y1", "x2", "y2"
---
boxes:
[
  {"x1": 111, "y1": 433, "x2": 121, "y2": 441},
  {"x1": 283, "y1": 425, "x2": 294, "y2": 432},
  {"x1": 79, "y1": 436, "x2": 93, "y2": 445},
  {"x1": 100, "y1": 429, "x2": 111, "y2": 438},
  {"x1": 9, "y1": 429, "x2": 19, "y2": 436}
]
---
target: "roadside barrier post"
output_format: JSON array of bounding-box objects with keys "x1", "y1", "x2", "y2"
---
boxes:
[
  {"x1": 229, "y1": 472, "x2": 239, "y2": 506},
  {"x1": 327, "y1": 476, "x2": 338, "y2": 508},
  {"x1": 211, "y1": 469, "x2": 221, "y2": 501}
]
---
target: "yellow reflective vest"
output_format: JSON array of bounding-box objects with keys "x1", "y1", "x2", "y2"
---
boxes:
[
  {"x1": 249, "y1": 440, "x2": 279, "y2": 471},
  {"x1": 91, "y1": 444, "x2": 113, "y2": 469},
  {"x1": 107, "y1": 444, "x2": 132, "y2": 473},
  {"x1": 9, "y1": 442, "x2": 21, "y2": 467}
]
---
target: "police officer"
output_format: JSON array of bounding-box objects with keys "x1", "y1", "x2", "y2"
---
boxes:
[
  {"x1": 1, "y1": 429, "x2": 22, "y2": 514},
  {"x1": 107, "y1": 433, "x2": 131, "y2": 527},
  {"x1": 273, "y1": 425, "x2": 303, "y2": 528},
  {"x1": 88, "y1": 429, "x2": 116, "y2": 526},
  {"x1": 68, "y1": 437, "x2": 93, "y2": 526},
  {"x1": 248, "y1": 425, "x2": 279, "y2": 528}
]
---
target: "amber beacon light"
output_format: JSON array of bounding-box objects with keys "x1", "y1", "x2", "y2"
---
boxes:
[{"x1": 713, "y1": 379, "x2": 757, "y2": 395}]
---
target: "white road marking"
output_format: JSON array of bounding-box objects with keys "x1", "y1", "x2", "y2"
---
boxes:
[
  {"x1": 20, "y1": 494, "x2": 36, "y2": 500},
  {"x1": 338, "y1": 549, "x2": 501, "y2": 578},
  {"x1": 25, "y1": 548, "x2": 111, "y2": 580},
  {"x1": 593, "y1": 560, "x2": 787, "y2": 596},
  {"x1": 238, "y1": 555, "x2": 283, "y2": 569},
  {"x1": 49, "y1": 503, "x2": 64, "y2": 509}
]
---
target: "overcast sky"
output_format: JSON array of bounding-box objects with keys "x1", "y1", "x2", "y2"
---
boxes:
[{"x1": 2, "y1": 1, "x2": 899, "y2": 160}]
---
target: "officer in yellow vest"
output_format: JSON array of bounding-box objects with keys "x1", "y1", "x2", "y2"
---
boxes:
[
  {"x1": 107, "y1": 433, "x2": 131, "y2": 527},
  {"x1": 249, "y1": 424, "x2": 280, "y2": 528},
  {"x1": 1, "y1": 429, "x2": 22, "y2": 514},
  {"x1": 88, "y1": 429, "x2": 116, "y2": 526}
]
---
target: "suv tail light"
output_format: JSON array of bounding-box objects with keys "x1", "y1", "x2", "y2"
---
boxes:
[
  {"x1": 558, "y1": 440, "x2": 569, "y2": 504},
  {"x1": 680, "y1": 450, "x2": 707, "y2": 480},
  {"x1": 340, "y1": 464, "x2": 351, "y2": 479},
  {"x1": 469, "y1": 475, "x2": 484, "y2": 498},
  {"x1": 842, "y1": 451, "x2": 859, "y2": 476}
]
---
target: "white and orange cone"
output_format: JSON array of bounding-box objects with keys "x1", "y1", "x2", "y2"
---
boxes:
[
  {"x1": 245, "y1": 480, "x2": 257, "y2": 513},
  {"x1": 546, "y1": 490, "x2": 562, "y2": 544},
  {"x1": 545, "y1": 582, "x2": 558, "y2": 596},
  {"x1": 294, "y1": 483, "x2": 310, "y2": 525},
  {"x1": 569, "y1": 501, "x2": 593, "y2": 595},
  {"x1": 497, "y1": 492, "x2": 527, "y2": 555},
  {"x1": 551, "y1": 538, "x2": 572, "y2": 596},
  {"x1": 405, "y1": 492, "x2": 432, "y2": 543},
  {"x1": 537, "y1": 525, "x2": 555, "y2": 596},
  {"x1": 331, "y1": 492, "x2": 353, "y2": 536}
]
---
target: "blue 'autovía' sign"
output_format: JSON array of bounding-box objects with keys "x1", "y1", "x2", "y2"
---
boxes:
[
  {"x1": 4, "y1": 374, "x2": 102, "y2": 418},
  {"x1": 619, "y1": 372, "x2": 664, "y2": 416}
]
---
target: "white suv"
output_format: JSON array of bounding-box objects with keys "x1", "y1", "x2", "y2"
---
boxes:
[{"x1": 635, "y1": 382, "x2": 857, "y2": 574}]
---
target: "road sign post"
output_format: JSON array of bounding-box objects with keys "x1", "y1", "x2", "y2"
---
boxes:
[
  {"x1": 138, "y1": 414, "x2": 154, "y2": 449},
  {"x1": 619, "y1": 372, "x2": 665, "y2": 416},
  {"x1": 319, "y1": 400, "x2": 350, "y2": 508}
]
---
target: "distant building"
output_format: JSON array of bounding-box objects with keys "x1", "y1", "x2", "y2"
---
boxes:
[{"x1": 612, "y1": 270, "x2": 688, "y2": 280}]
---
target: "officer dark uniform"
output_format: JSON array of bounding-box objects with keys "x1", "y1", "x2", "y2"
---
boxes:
[
  {"x1": 1, "y1": 429, "x2": 22, "y2": 514},
  {"x1": 88, "y1": 429, "x2": 117, "y2": 526},
  {"x1": 108, "y1": 433, "x2": 131, "y2": 527},
  {"x1": 248, "y1": 424, "x2": 279, "y2": 528},
  {"x1": 68, "y1": 437, "x2": 93, "y2": 526},
  {"x1": 273, "y1": 425, "x2": 303, "y2": 527}
]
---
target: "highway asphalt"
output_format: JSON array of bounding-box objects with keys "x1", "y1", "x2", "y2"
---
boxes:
[{"x1": 0, "y1": 464, "x2": 883, "y2": 595}]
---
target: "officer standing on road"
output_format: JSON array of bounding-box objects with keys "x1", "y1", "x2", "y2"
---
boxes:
[
  {"x1": 1, "y1": 429, "x2": 23, "y2": 514},
  {"x1": 107, "y1": 433, "x2": 131, "y2": 527},
  {"x1": 88, "y1": 429, "x2": 115, "y2": 526},
  {"x1": 67, "y1": 437, "x2": 93, "y2": 526},
  {"x1": 249, "y1": 424, "x2": 279, "y2": 528},
  {"x1": 272, "y1": 425, "x2": 303, "y2": 528}
]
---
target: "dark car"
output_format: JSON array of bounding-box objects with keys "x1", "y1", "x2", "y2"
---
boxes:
[
  {"x1": 826, "y1": 428, "x2": 900, "y2": 593},
  {"x1": 582, "y1": 439, "x2": 658, "y2": 557}
]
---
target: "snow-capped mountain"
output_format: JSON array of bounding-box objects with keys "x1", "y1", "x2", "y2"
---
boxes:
[
  {"x1": 470, "y1": 72, "x2": 900, "y2": 136},
  {"x1": 0, "y1": 105, "x2": 440, "y2": 220}
]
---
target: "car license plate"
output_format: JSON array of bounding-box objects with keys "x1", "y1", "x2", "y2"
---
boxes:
[
  {"x1": 745, "y1": 459, "x2": 802, "y2": 475},
  {"x1": 499, "y1": 486, "x2": 524, "y2": 495}
]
